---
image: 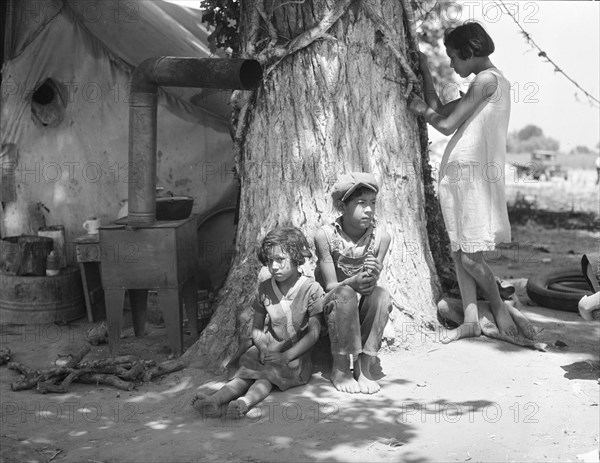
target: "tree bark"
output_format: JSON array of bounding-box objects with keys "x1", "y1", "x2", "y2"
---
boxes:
[{"x1": 182, "y1": 0, "x2": 447, "y2": 371}]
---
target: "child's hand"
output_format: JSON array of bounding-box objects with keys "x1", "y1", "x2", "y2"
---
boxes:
[
  {"x1": 349, "y1": 272, "x2": 377, "y2": 296},
  {"x1": 263, "y1": 351, "x2": 288, "y2": 364},
  {"x1": 408, "y1": 93, "x2": 428, "y2": 116},
  {"x1": 267, "y1": 340, "x2": 290, "y2": 353},
  {"x1": 256, "y1": 345, "x2": 268, "y2": 364},
  {"x1": 363, "y1": 256, "x2": 382, "y2": 278}
]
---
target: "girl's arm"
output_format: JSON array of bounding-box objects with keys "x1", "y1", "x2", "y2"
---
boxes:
[
  {"x1": 418, "y1": 52, "x2": 462, "y2": 117},
  {"x1": 251, "y1": 310, "x2": 269, "y2": 362},
  {"x1": 264, "y1": 316, "x2": 322, "y2": 364},
  {"x1": 410, "y1": 71, "x2": 498, "y2": 136},
  {"x1": 314, "y1": 228, "x2": 374, "y2": 294}
]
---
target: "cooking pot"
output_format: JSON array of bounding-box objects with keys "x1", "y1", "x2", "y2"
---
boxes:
[{"x1": 155, "y1": 196, "x2": 194, "y2": 221}]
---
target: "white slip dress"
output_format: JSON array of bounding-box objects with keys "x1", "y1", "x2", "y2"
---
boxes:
[{"x1": 438, "y1": 67, "x2": 512, "y2": 253}]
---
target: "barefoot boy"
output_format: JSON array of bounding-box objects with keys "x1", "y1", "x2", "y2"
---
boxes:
[{"x1": 314, "y1": 172, "x2": 392, "y2": 394}]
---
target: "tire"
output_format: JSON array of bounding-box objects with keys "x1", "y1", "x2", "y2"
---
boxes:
[
  {"x1": 548, "y1": 281, "x2": 592, "y2": 293},
  {"x1": 526, "y1": 268, "x2": 594, "y2": 312}
]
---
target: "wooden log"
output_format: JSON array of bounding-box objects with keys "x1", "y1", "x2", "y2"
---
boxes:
[
  {"x1": 79, "y1": 373, "x2": 134, "y2": 391},
  {"x1": 77, "y1": 355, "x2": 138, "y2": 369},
  {"x1": 8, "y1": 349, "x2": 159, "y2": 393},
  {"x1": 142, "y1": 358, "x2": 186, "y2": 382},
  {"x1": 120, "y1": 361, "x2": 144, "y2": 381},
  {"x1": 10, "y1": 369, "x2": 65, "y2": 392},
  {"x1": 142, "y1": 360, "x2": 156, "y2": 368},
  {"x1": 83, "y1": 365, "x2": 129, "y2": 377},
  {"x1": 7, "y1": 361, "x2": 40, "y2": 376},
  {"x1": 64, "y1": 345, "x2": 91, "y2": 368},
  {"x1": 37, "y1": 370, "x2": 85, "y2": 394},
  {"x1": 0, "y1": 347, "x2": 11, "y2": 365},
  {"x1": 11, "y1": 376, "x2": 40, "y2": 391}
]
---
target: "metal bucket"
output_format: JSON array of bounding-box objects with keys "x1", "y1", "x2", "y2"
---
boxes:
[
  {"x1": 0, "y1": 235, "x2": 54, "y2": 276},
  {"x1": 0, "y1": 266, "x2": 86, "y2": 324}
]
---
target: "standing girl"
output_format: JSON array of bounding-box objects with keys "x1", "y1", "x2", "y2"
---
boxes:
[
  {"x1": 409, "y1": 22, "x2": 519, "y2": 342},
  {"x1": 192, "y1": 227, "x2": 324, "y2": 417}
]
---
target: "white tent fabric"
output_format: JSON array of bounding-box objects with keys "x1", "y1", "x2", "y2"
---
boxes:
[{"x1": 1, "y1": 0, "x2": 238, "y2": 257}]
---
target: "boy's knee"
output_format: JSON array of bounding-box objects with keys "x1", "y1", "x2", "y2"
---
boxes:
[
  {"x1": 370, "y1": 286, "x2": 391, "y2": 310},
  {"x1": 331, "y1": 285, "x2": 358, "y2": 305},
  {"x1": 370, "y1": 286, "x2": 390, "y2": 299}
]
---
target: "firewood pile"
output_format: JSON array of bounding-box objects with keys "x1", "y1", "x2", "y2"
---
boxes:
[{"x1": 5, "y1": 345, "x2": 187, "y2": 393}]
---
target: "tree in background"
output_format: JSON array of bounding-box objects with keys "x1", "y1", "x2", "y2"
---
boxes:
[
  {"x1": 507, "y1": 124, "x2": 560, "y2": 154},
  {"x1": 517, "y1": 124, "x2": 543, "y2": 141},
  {"x1": 183, "y1": 0, "x2": 455, "y2": 370},
  {"x1": 570, "y1": 145, "x2": 594, "y2": 155}
]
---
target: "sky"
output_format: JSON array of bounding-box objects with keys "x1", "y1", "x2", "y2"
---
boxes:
[
  {"x1": 167, "y1": 0, "x2": 600, "y2": 152},
  {"x1": 425, "y1": 1, "x2": 600, "y2": 152}
]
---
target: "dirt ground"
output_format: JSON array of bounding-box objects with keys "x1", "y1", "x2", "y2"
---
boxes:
[{"x1": 1, "y1": 222, "x2": 599, "y2": 463}]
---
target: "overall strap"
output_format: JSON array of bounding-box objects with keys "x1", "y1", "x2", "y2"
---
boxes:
[{"x1": 321, "y1": 223, "x2": 337, "y2": 253}]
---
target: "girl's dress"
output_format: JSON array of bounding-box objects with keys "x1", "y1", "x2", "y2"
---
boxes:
[
  {"x1": 438, "y1": 67, "x2": 512, "y2": 253},
  {"x1": 234, "y1": 275, "x2": 323, "y2": 391}
]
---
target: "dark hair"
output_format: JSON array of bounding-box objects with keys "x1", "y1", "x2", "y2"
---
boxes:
[
  {"x1": 343, "y1": 186, "x2": 378, "y2": 204},
  {"x1": 257, "y1": 227, "x2": 312, "y2": 267},
  {"x1": 444, "y1": 22, "x2": 495, "y2": 60}
]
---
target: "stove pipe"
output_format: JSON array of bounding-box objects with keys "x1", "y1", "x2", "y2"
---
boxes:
[{"x1": 127, "y1": 58, "x2": 262, "y2": 224}]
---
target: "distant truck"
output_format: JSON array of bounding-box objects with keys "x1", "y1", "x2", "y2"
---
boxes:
[{"x1": 512, "y1": 150, "x2": 568, "y2": 181}]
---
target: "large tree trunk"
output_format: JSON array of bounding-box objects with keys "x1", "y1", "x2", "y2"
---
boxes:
[{"x1": 182, "y1": 0, "x2": 450, "y2": 370}]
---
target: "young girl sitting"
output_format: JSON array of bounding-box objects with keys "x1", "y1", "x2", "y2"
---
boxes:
[{"x1": 191, "y1": 227, "x2": 324, "y2": 418}]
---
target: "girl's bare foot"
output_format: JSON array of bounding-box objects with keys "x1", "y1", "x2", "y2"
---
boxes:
[
  {"x1": 226, "y1": 399, "x2": 249, "y2": 418},
  {"x1": 356, "y1": 354, "x2": 380, "y2": 394},
  {"x1": 492, "y1": 302, "x2": 519, "y2": 338},
  {"x1": 331, "y1": 355, "x2": 360, "y2": 393},
  {"x1": 440, "y1": 322, "x2": 482, "y2": 343},
  {"x1": 191, "y1": 392, "x2": 222, "y2": 417},
  {"x1": 505, "y1": 300, "x2": 542, "y2": 340}
]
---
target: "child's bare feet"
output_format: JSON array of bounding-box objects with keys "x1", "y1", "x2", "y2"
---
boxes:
[
  {"x1": 226, "y1": 399, "x2": 249, "y2": 418},
  {"x1": 440, "y1": 321, "x2": 482, "y2": 343},
  {"x1": 356, "y1": 354, "x2": 380, "y2": 394},
  {"x1": 331, "y1": 355, "x2": 360, "y2": 393},
  {"x1": 191, "y1": 392, "x2": 222, "y2": 417}
]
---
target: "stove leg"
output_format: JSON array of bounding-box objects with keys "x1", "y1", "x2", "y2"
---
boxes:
[
  {"x1": 159, "y1": 288, "x2": 184, "y2": 356},
  {"x1": 105, "y1": 289, "x2": 125, "y2": 356},
  {"x1": 129, "y1": 289, "x2": 148, "y2": 337}
]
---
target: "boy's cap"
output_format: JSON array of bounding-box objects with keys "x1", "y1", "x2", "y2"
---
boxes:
[{"x1": 332, "y1": 172, "x2": 379, "y2": 202}]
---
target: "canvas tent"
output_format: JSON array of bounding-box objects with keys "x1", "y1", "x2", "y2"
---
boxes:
[{"x1": 1, "y1": 0, "x2": 237, "y2": 290}]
